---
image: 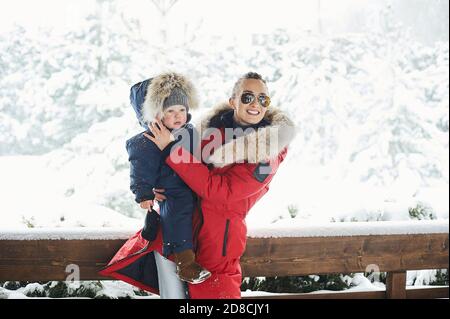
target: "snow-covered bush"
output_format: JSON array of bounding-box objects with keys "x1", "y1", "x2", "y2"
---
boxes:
[{"x1": 0, "y1": 280, "x2": 152, "y2": 299}]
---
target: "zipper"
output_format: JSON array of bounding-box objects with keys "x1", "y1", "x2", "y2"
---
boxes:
[
  {"x1": 193, "y1": 195, "x2": 204, "y2": 253},
  {"x1": 222, "y1": 219, "x2": 230, "y2": 257}
]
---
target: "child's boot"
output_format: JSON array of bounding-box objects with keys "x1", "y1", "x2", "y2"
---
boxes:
[{"x1": 173, "y1": 249, "x2": 211, "y2": 284}]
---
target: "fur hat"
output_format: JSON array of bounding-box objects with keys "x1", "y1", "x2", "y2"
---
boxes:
[{"x1": 141, "y1": 72, "x2": 199, "y2": 123}]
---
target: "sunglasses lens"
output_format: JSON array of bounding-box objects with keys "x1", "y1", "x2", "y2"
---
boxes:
[
  {"x1": 258, "y1": 95, "x2": 270, "y2": 108},
  {"x1": 241, "y1": 93, "x2": 254, "y2": 104},
  {"x1": 241, "y1": 92, "x2": 271, "y2": 107}
]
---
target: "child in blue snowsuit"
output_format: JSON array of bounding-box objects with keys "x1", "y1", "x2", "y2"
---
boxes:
[{"x1": 126, "y1": 72, "x2": 210, "y2": 284}]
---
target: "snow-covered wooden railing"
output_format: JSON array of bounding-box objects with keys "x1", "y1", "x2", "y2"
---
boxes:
[{"x1": 0, "y1": 220, "x2": 448, "y2": 299}]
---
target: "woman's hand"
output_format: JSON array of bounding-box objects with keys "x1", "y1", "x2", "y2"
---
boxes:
[{"x1": 144, "y1": 118, "x2": 174, "y2": 151}]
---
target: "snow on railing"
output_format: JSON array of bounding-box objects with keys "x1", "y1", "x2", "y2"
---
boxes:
[
  {"x1": 0, "y1": 220, "x2": 448, "y2": 240},
  {"x1": 247, "y1": 219, "x2": 449, "y2": 238}
]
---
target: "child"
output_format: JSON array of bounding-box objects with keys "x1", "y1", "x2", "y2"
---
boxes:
[{"x1": 126, "y1": 72, "x2": 211, "y2": 284}]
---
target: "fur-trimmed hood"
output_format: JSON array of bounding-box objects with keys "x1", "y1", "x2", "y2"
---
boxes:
[
  {"x1": 195, "y1": 103, "x2": 297, "y2": 168},
  {"x1": 129, "y1": 72, "x2": 199, "y2": 128}
]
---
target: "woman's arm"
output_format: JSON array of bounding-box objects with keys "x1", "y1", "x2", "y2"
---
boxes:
[
  {"x1": 164, "y1": 145, "x2": 286, "y2": 203},
  {"x1": 145, "y1": 118, "x2": 287, "y2": 202}
]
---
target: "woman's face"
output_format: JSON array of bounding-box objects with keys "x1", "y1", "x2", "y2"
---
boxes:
[
  {"x1": 161, "y1": 105, "x2": 188, "y2": 129},
  {"x1": 229, "y1": 79, "x2": 269, "y2": 126}
]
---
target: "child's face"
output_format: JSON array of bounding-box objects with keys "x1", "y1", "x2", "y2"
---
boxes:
[{"x1": 161, "y1": 105, "x2": 188, "y2": 129}]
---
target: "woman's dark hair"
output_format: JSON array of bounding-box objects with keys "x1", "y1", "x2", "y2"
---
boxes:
[{"x1": 231, "y1": 72, "x2": 267, "y2": 98}]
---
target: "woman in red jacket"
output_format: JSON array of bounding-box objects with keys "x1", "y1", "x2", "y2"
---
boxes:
[
  {"x1": 146, "y1": 72, "x2": 297, "y2": 298},
  {"x1": 99, "y1": 72, "x2": 296, "y2": 298}
]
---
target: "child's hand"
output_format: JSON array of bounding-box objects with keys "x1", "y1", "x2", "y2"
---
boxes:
[
  {"x1": 153, "y1": 188, "x2": 167, "y2": 202},
  {"x1": 140, "y1": 200, "x2": 154, "y2": 210}
]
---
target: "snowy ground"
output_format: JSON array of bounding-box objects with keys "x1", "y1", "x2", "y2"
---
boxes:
[
  {"x1": 0, "y1": 155, "x2": 141, "y2": 229},
  {"x1": 1, "y1": 155, "x2": 448, "y2": 230},
  {"x1": 1, "y1": 278, "x2": 446, "y2": 299}
]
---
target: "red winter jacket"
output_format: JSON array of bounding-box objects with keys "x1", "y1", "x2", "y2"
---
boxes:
[{"x1": 99, "y1": 103, "x2": 296, "y2": 299}]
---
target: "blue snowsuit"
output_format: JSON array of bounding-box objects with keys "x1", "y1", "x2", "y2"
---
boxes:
[{"x1": 126, "y1": 79, "x2": 196, "y2": 257}]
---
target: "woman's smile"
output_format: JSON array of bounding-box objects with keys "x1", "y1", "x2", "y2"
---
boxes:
[{"x1": 246, "y1": 109, "x2": 260, "y2": 116}]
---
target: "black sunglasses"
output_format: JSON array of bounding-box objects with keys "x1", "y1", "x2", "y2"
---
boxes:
[{"x1": 240, "y1": 92, "x2": 271, "y2": 108}]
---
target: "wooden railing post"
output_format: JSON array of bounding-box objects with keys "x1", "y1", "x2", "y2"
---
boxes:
[{"x1": 386, "y1": 271, "x2": 407, "y2": 299}]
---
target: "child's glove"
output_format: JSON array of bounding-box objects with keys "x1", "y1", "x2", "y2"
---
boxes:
[{"x1": 141, "y1": 208, "x2": 160, "y2": 242}]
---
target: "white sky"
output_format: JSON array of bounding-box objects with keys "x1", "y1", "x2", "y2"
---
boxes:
[
  {"x1": 0, "y1": 0, "x2": 365, "y2": 35},
  {"x1": 1, "y1": 0, "x2": 447, "y2": 45}
]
